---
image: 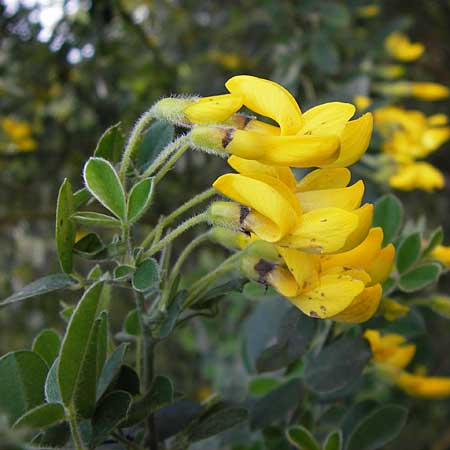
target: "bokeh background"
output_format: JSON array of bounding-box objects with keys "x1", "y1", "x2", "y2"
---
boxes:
[{"x1": 1, "y1": 1, "x2": 450, "y2": 449}]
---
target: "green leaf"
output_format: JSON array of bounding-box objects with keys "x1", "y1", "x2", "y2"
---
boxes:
[
  {"x1": 423, "y1": 226, "x2": 443, "y2": 256},
  {"x1": 256, "y1": 307, "x2": 316, "y2": 372},
  {"x1": 396, "y1": 232, "x2": 421, "y2": 274},
  {"x1": 71, "y1": 211, "x2": 121, "y2": 228},
  {"x1": 398, "y1": 262, "x2": 441, "y2": 292},
  {"x1": 286, "y1": 425, "x2": 320, "y2": 450},
  {"x1": 1, "y1": 273, "x2": 77, "y2": 307},
  {"x1": 83, "y1": 157, "x2": 126, "y2": 221},
  {"x1": 192, "y1": 279, "x2": 246, "y2": 310},
  {"x1": 347, "y1": 405, "x2": 408, "y2": 450},
  {"x1": 323, "y1": 430, "x2": 342, "y2": 450},
  {"x1": 310, "y1": 32, "x2": 339, "y2": 75},
  {"x1": 32, "y1": 329, "x2": 61, "y2": 367},
  {"x1": 55, "y1": 178, "x2": 76, "y2": 274},
  {"x1": 159, "y1": 290, "x2": 186, "y2": 338},
  {"x1": 88, "y1": 264, "x2": 103, "y2": 280},
  {"x1": 0, "y1": 351, "x2": 48, "y2": 422},
  {"x1": 136, "y1": 120, "x2": 174, "y2": 171},
  {"x1": 319, "y1": 2, "x2": 350, "y2": 28},
  {"x1": 45, "y1": 358, "x2": 61, "y2": 403},
  {"x1": 31, "y1": 422, "x2": 70, "y2": 448},
  {"x1": 132, "y1": 258, "x2": 160, "y2": 292},
  {"x1": 373, "y1": 194, "x2": 403, "y2": 245},
  {"x1": 124, "y1": 309, "x2": 141, "y2": 336},
  {"x1": 303, "y1": 336, "x2": 371, "y2": 394},
  {"x1": 249, "y1": 377, "x2": 280, "y2": 397},
  {"x1": 58, "y1": 282, "x2": 103, "y2": 416},
  {"x1": 188, "y1": 405, "x2": 248, "y2": 443},
  {"x1": 90, "y1": 391, "x2": 132, "y2": 447},
  {"x1": 113, "y1": 365, "x2": 140, "y2": 396},
  {"x1": 114, "y1": 265, "x2": 134, "y2": 281},
  {"x1": 94, "y1": 122, "x2": 124, "y2": 163},
  {"x1": 250, "y1": 379, "x2": 303, "y2": 430},
  {"x1": 97, "y1": 344, "x2": 128, "y2": 400},
  {"x1": 73, "y1": 233, "x2": 105, "y2": 258},
  {"x1": 13, "y1": 403, "x2": 65, "y2": 430},
  {"x1": 73, "y1": 187, "x2": 91, "y2": 209},
  {"x1": 127, "y1": 177, "x2": 154, "y2": 223},
  {"x1": 97, "y1": 311, "x2": 109, "y2": 379}
]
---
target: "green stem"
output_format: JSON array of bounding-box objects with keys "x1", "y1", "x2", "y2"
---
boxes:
[
  {"x1": 141, "y1": 188, "x2": 216, "y2": 249},
  {"x1": 159, "y1": 232, "x2": 210, "y2": 312},
  {"x1": 182, "y1": 251, "x2": 243, "y2": 309},
  {"x1": 153, "y1": 142, "x2": 190, "y2": 185},
  {"x1": 143, "y1": 212, "x2": 209, "y2": 257},
  {"x1": 141, "y1": 134, "x2": 190, "y2": 178},
  {"x1": 68, "y1": 412, "x2": 86, "y2": 450},
  {"x1": 119, "y1": 109, "x2": 155, "y2": 184}
]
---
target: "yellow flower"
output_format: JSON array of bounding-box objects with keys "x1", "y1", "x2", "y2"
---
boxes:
[
  {"x1": 430, "y1": 244, "x2": 450, "y2": 266},
  {"x1": 364, "y1": 329, "x2": 416, "y2": 369},
  {"x1": 395, "y1": 372, "x2": 450, "y2": 399},
  {"x1": 389, "y1": 162, "x2": 445, "y2": 192},
  {"x1": 354, "y1": 95, "x2": 372, "y2": 111},
  {"x1": 376, "y1": 64, "x2": 405, "y2": 79},
  {"x1": 164, "y1": 75, "x2": 374, "y2": 168},
  {"x1": 380, "y1": 297, "x2": 410, "y2": 321},
  {"x1": 365, "y1": 330, "x2": 450, "y2": 399},
  {"x1": 385, "y1": 32, "x2": 425, "y2": 62},
  {"x1": 357, "y1": 4, "x2": 380, "y2": 18},
  {"x1": 213, "y1": 159, "x2": 366, "y2": 252},
  {"x1": 374, "y1": 81, "x2": 450, "y2": 101},
  {"x1": 1, "y1": 117, "x2": 37, "y2": 152}
]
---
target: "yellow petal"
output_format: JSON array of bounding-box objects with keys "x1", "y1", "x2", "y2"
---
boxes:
[
  {"x1": 411, "y1": 82, "x2": 450, "y2": 101},
  {"x1": 278, "y1": 247, "x2": 320, "y2": 291},
  {"x1": 322, "y1": 113, "x2": 373, "y2": 168},
  {"x1": 183, "y1": 94, "x2": 243, "y2": 124},
  {"x1": 227, "y1": 155, "x2": 297, "y2": 191},
  {"x1": 331, "y1": 284, "x2": 382, "y2": 323},
  {"x1": 385, "y1": 32, "x2": 424, "y2": 62},
  {"x1": 385, "y1": 344, "x2": 416, "y2": 370},
  {"x1": 267, "y1": 267, "x2": 299, "y2": 297},
  {"x1": 381, "y1": 297, "x2": 410, "y2": 321},
  {"x1": 245, "y1": 119, "x2": 281, "y2": 135},
  {"x1": 340, "y1": 204, "x2": 374, "y2": 251},
  {"x1": 226, "y1": 130, "x2": 340, "y2": 167},
  {"x1": 321, "y1": 266, "x2": 372, "y2": 285},
  {"x1": 396, "y1": 373, "x2": 450, "y2": 399},
  {"x1": 422, "y1": 127, "x2": 450, "y2": 153},
  {"x1": 389, "y1": 162, "x2": 445, "y2": 192},
  {"x1": 212, "y1": 174, "x2": 299, "y2": 242},
  {"x1": 225, "y1": 75, "x2": 303, "y2": 135},
  {"x1": 431, "y1": 245, "x2": 450, "y2": 266},
  {"x1": 280, "y1": 208, "x2": 359, "y2": 253},
  {"x1": 321, "y1": 227, "x2": 384, "y2": 271},
  {"x1": 366, "y1": 244, "x2": 395, "y2": 285},
  {"x1": 300, "y1": 102, "x2": 355, "y2": 137},
  {"x1": 290, "y1": 273, "x2": 365, "y2": 318},
  {"x1": 428, "y1": 114, "x2": 448, "y2": 126},
  {"x1": 296, "y1": 168, "x2": 351, "y2": 192},
  {"x1": 296, "y1": 180, "x2": 364, "y2": 212}
]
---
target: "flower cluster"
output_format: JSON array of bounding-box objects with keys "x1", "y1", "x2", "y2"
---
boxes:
[
  {"x1": 365, "y1": 329, "x2": 450, "y2": 399},
  {"x1": 374, "y1": 106, "x2": 450, "y2": 191},
  {"x1": 154, "y1": 75, "x2": 394, "y2": 323}
]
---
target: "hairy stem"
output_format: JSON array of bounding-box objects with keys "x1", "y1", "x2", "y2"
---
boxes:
[
  {"x1": 153, "y1": 142, "x2": 190, "y2": 184},
  {"x1": 68, "y1": 412, "x2": 87, "y2": 450}
]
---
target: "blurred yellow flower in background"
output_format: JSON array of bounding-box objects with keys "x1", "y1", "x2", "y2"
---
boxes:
[
  {"x1": 374, "y1": 81, "x2": 449, "y2": 101},
  {"x1": 1, "y1": 117, "x2": 37, "y2": 152},
  {"x1": 357, "y1": 4, "x2": 380, "y2": 18},
  {"x1": 385, "y1": 32, "x2": 425, "y2": 62},
  {"x1": 430, "y1": 244, "x2": 450, "y2": 266},
  {"x1": 389, "y1": 162, "x2": 445, "y2": 192}
]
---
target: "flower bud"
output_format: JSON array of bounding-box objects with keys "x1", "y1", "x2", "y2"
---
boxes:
[
  {"x1": 240, "y1": 256, "x2": 298, "y2": 297},
  {"x1": 208, "y1": 201, "x2": 242, "y2": 230},
  {"x1": 209, "y1": 227, "x2": 252, "y2": 250},
  {"x1": 151, "y1": 97, "x2": 198, "y2": 125},
  {"x1": 191, "y1": 126, "x2": 234, "y2": 155}
]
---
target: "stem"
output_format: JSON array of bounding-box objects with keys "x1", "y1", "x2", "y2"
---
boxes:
[
  {"x1": 153, "y1": 142, "x2": 190, "y2": 184},
  {"x1": 142, "y1": 134, "x2": 190, "y2": 178},
  {"x1": 119, "y1": 109, "x2": 155, "y2": 184},
  {"x1": 141, "y1": 188, "x2": 216, "y2": 249},
  {"x1": 133, "y1": 291, "x2": 149, "y2": 385},
  {"x1": 69, "y1": 412, "x2": 86, "y2": 450},
  {"x1": 159, "y1": 232, "x2": 210, "y2": 312},
  {"x1": 112, "y1": 432, "x2": 145, "y2": 450},
  {"x1": 182, "y1": 251, "x2": 243, "y2": 309},
  {"x1": 143, "y1": 212, "x2": 209, "y2": 257}
]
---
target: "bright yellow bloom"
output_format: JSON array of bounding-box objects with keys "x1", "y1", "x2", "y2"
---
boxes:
[
  {"x1": 385, "y1": 32, "x2": 425, "y2": 62},
  {"x1": 354, "y1": 95, "x2": 372, "y2": 111},
  {"x1": 389, "y1": 162, "x2": 445, "y2": 192},
  {"x1": 171, "y1": 75, "x2": 374, "y2": 168},
  {"x1": 396, "y1": 373, "x2": 450, "y2": 399},
  {"x1": 380, "y1": 297, "x2": 410, "y2": 321},
  {"x1": 374, "y1": 81, "x2": 450, "y2": 101},
  {"x1": 364, "y1": 330, "x2": 416, "y2": 369},
  {"x1": 431, "y1": 244, "x2": 450, "y2": 266},
  {"x1": 357, "y1": 4, "x2": 380, "y2": 18},
  {"x1": 365, "y1": 329, "x2": 450, "y2": 399},
  {"x1": 1, "y1": 117, "x2": 37, "y2": 152},
  {"x1": 213, "y1": 159, "x2": 367, "y2": 252}
]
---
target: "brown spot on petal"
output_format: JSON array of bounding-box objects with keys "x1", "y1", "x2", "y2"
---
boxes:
[
  {"x1": 254, "y1": 259, "x2": 275, "y2": 284},
  {"x1": 320, "y1": 306, "x2": 327, "y2": 313},
  {"x1": 309, "y1": 310, "x2": 319, "y2": 318},
  {"x1": 222, "y1": 128, "x2": 234, "y2": 148},
  {"x1": 240, "y1": 206, "x2": 250, "y2": 225}
]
